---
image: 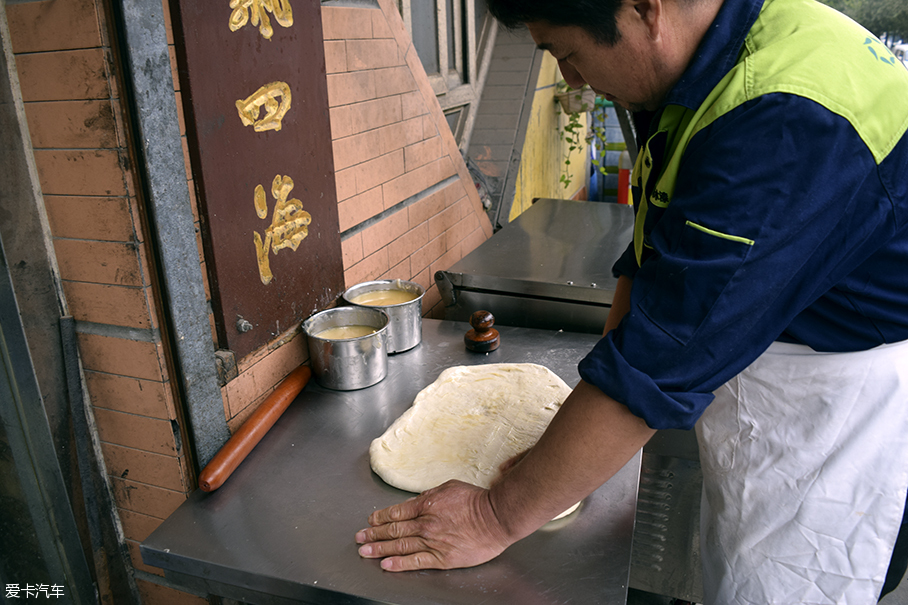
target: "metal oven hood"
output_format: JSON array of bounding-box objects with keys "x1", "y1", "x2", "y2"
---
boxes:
[{"x1": 436, "y1": 198, "x2": 634, "y2": 334}]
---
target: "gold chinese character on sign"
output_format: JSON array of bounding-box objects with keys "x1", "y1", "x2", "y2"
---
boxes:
[
  {"x1": 236, "y1": 81, "x2": 291, "y2": 132},
  {"x1": 229, "y1": 0, "x2": 293, "y2": 40},
  {"x1": 253, "y1": 175, "x2": 312, "y2": 285}
]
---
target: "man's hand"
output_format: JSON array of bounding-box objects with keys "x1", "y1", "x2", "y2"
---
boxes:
[{"x1": 355, "y1": 480, "x2": 514, "y2": 572}]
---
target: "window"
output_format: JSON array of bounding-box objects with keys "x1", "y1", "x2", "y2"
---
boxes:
[{"x1": 399, "y1": 0, "x2": 495, "y2": 149}]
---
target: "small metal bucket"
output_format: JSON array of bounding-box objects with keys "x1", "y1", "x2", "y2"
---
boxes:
[
  {"x1": 343, "y1": 280, "x2": 424, "y2": 353},
  {"x1": 302, "y1": 307, "x2": 389, "y2": 390}
]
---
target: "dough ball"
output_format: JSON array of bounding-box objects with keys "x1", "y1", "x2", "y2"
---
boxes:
[{"x1": 369, "y1": 363, "x2": 572, "y2": 493}]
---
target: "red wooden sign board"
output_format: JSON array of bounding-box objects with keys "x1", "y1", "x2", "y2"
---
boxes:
[{"x1": 170, "y1": 0, "x2": 344, "y2": 360}]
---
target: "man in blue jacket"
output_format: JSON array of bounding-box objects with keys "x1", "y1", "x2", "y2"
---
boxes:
[{"x1": 356, "y1": 0, "x2": 908, "y2": 601}]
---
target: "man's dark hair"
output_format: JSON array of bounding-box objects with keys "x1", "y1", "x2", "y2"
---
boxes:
[{"x1": 486, "y1": 0, "x2": 625, "y2": 46}]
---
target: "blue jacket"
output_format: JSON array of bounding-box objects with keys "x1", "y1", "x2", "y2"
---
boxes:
[{"x1": 578, "y1": 0, "x2": 908, "y2": 430}]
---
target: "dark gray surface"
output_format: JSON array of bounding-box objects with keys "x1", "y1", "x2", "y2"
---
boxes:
[
  {"x1": 142, "y1": 319, "x2": 641, "y2": 604},
  {"x1": 114, "y1": 0, "x2": 229, "y2": 466}
]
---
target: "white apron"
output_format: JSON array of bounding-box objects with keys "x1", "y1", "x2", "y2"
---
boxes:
[{"x1": 696, "y1": 339, "x2": 908, "y2": 604}]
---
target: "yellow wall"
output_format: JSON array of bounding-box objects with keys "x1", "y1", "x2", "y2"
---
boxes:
[{"x1": 510, "y1": 53, "x2": 588, "y2": 221}]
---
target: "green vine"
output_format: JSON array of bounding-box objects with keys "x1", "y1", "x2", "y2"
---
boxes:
[{"x1": 554, "y1": 82, "x2": 608, "y2": 190}]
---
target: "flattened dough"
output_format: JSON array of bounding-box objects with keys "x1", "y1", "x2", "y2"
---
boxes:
[{"x1": 369, "y1": 363, "x2": 573, "y2": 493}]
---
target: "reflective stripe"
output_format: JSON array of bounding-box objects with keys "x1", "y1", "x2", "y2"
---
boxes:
[
  {"x1": 629, "y1": 0, "x2": 908, "y2": 269},
  {"x1": 684, "y1": 220, "x2": 755, "y2": 245}
]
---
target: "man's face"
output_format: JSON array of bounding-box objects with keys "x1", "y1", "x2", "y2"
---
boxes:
[{"x1": 527, "y1": 11, "x2": 669, "y2": 112}]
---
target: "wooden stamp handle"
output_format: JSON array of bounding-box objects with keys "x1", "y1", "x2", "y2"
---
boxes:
[{"x1": 464, "y1": 310, "x2": 500, "y2": 352}]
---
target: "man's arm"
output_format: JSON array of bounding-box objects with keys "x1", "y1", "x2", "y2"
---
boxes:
[{"x1": 355, "y1": 277, "x2": 654, "y2": 571}]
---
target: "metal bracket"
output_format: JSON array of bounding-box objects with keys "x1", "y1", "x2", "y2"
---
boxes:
[
  {"x1": 434, "y1": 270, "x2": 457, "y2": 307},
  {"x1": 214, "y1": 350, "x2": 238, "y2": 387}
]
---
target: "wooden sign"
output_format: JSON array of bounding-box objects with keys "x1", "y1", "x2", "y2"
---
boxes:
[{"x1": 170, "y1": 0, "x2": 344, "y2": 360}]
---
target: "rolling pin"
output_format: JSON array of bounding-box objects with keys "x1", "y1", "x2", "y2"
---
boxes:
[{"x1": 199, "y1": 364, "x2": 312, "y2": 492}]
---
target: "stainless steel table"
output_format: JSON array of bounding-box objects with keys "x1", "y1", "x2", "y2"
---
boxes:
[{"x1": 141, "y1": 319, "x2": 641, "y2": 604}]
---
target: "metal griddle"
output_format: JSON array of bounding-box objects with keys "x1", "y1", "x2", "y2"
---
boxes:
[{"x1": 141, "y1": 319, "x2": 641, "y2": 604}]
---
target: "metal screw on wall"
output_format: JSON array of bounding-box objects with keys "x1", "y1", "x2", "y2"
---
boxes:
[{"x1": 236, "y1": 317, "x2": 253, "y2": 333}]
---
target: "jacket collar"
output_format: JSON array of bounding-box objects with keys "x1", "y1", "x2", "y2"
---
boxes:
[{"x1": 662, "y1": 0, "x2": 764, "y2": 110}]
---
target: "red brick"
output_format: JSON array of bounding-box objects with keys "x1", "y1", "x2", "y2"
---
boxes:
[
  {"x1": 428, "y1": 203, "x2": 462, "y2": 241},
  {"x1": 387, "y1": 224, "x2": 428, "y2": 268},
  {"x1": 422, "y1": 115, "x2": 439, "y2": 139},
  {"x1": 400, "y1": 91, "x2": 429, "y2": 120},
  {"x1": 445, "y1": 213, "x2": 481, "y2": 251},
  {"x1": 355, "y1": 149, "x2": 405, "y2": 194},
  {"x1": 346, "y1": 39, "x2": 401, "y2": 71},
  {"x1": 54, "y1": 239, "x2": 143, "y2": 286},
  {"x1": 169, "y1": 45, "x2": 180, "y2": 92},
  {"x1": 76, "y1": 332, "x2": 164, "y2": 380},
  {"x1": 384, "y1": 257, "x2": 411, "y2": 281},
  {"x1": 344, "y1": 248, "x2": 390, "y2": 288},
  {"x1": 329, "y1": 96, "x2": 402, "y2": 139},
  {"x1": 162, "y1": 0, "x2": 174, "y2": 45},
  {"x1": 225, "y1": 340, "x2": 307, "y2": 418},
  {"x1": 5, "y1": 0, "x2": 101, "y2": 54},
  {"x1": 84, "y1": 371, "x2": 175, "y2": 419},
  {"x1": 109, "y1": 477, "x2": 186, "y2": 519},
  {"x1": 321, "y1": 6, "x2": 374, "y2": 41},
  {"x1": 410, "y1": 234, "x2": 446, "y2": 276},
  {"x1": 44, "y1": 196, "x2": 135, "y2": 242},
  {"x1": 33, "y1": 149, "x2": 127, "y2": 197},
  {"x1": 374, "y1": 0, "x2": 410, "y2": 44},
  {"x1": 324, "y1": 40, "x2": 347, "y2": 74},
  {"x1": 333, "y1": 129, "x2": 383, "y2": 171},
  {"x1": 377, "y1": 117, "x2": 425, "y2": 155},
  {"x1": 373, "y1": 66, "x2": 417, "y2": 98},
  {"x1": 411, "y1": 267, "x2": 433, "y2": 294},
  {"x1": 101, "y1": 443, "x2": 189, "y2": 493},
  {"x1": 24, "y1": 100, "x2": 118, "y2": 149},
  {"x1": 334, "y1": 166, "x2": 357, "y2": 202},
  {"x1": 341, "y1": 233, "x2": 364, "y2": 268},
  {"x1": 327, "y1": 71, "x2": 377, "y2": 107},
  {"x1": 371, "y1": 9, "x2": 394, "y2": 39},
  {"x1": 338, "y1": 186, "x2": 384, "y2": 232},
  {"x1": 382, "y1": 157, "x2": 456, "y2": 208},
  {"x1": 174, "y1": 91, "x2": 186, "y2": 136},
  {"x1": 431, "y1": 242, "x2": 464, "y2": 278},
  {"x1": 404, "y1": 136, "x2": 443, "y2": 172},
  {"x1": 408, "y1": 187, "x2": 448, "y2": 228},
  {"x1": 422, "y1": 284, "x2": 443, "y2": 317},
  {"x1": 63, "y1": 281, "x2": 151, "y2": 329},
  {"x1": 15, "y1": 49, "x2": 110, "y2": 102},
  {"x1": 462, "y1": 224, "x2": 489, "y2": 255},
  {"x1": 119, "y1": 509, "x2": 164, "y2": 543},
  {"x1": 93, "y1": 407, "x2": 178, "y2": 456},
  {"x1": 361, "y1": 210, "x2": 409, "y2": 257}
]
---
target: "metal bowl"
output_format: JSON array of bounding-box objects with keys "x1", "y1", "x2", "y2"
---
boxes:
[
  {"x1": 342, "y1": 279, "x2": 425, "y2": 353},
  {"x1": 302, "y1": 307, "x2": 389, "y2": 390}
]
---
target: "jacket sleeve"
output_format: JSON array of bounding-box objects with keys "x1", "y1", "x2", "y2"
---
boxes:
[{"x1": 579, "y1": 93, "x2": 893, "y2": 430}]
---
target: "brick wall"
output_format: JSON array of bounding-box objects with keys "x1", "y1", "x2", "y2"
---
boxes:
[
  {"x1": 5, "y1": 0, "x2": 492, "y2": 602},
  {"x1": 5, "y1": 0, "x2": 203, "y2": 602},
  {"x1": 325, "y1": 0, "x2": 492, "y2": 310}
]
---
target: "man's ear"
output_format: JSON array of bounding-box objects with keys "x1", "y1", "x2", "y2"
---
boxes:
[{"x1": 631, "y1": 0, "x2": 664, "y2": 41}]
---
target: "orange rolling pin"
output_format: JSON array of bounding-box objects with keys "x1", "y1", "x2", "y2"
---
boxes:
[{"x1": 199, "y1": 364, "x2": 312, "y2": 492}]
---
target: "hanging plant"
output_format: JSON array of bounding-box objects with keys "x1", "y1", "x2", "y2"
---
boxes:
[{"x1": 554, "y1": 82, "x2": 608, "y2": 190}]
